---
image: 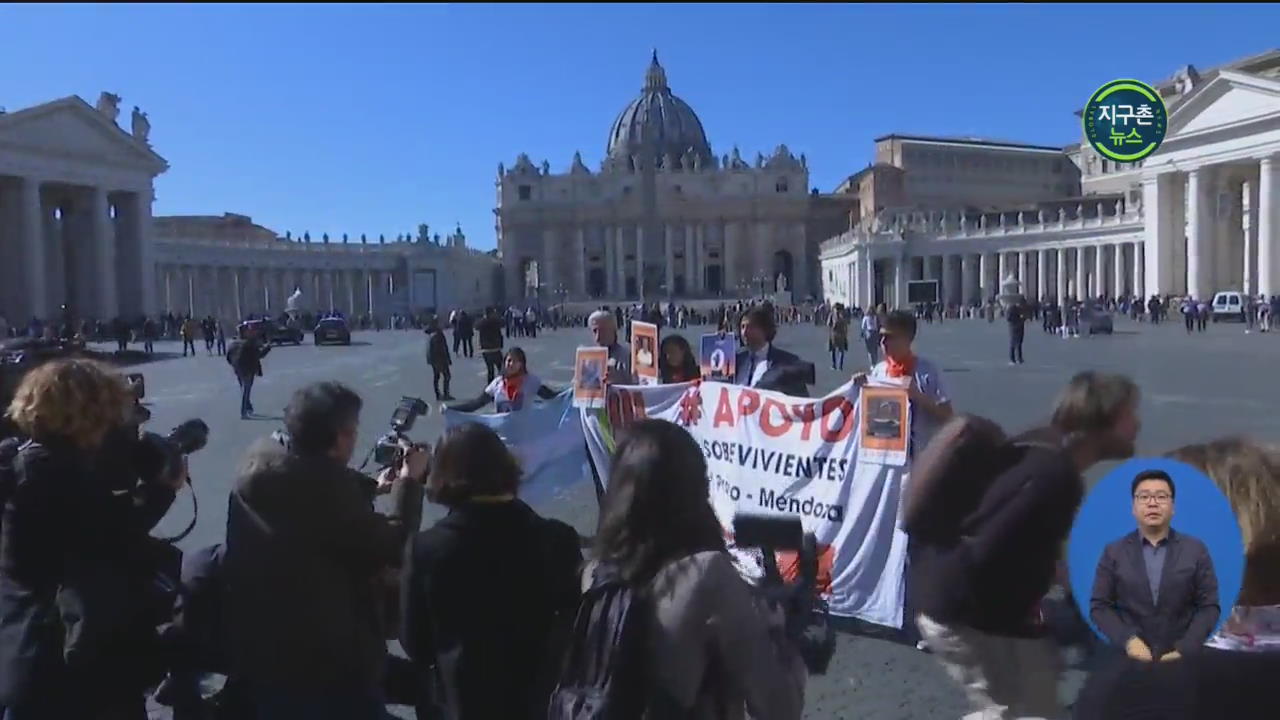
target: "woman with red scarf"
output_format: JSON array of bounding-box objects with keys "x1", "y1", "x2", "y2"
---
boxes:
[
  {"x1": 445, "y1": 347, "x2": 559, "y2": 414},
  {"x1": 658, "y1": 334, "x2": 699, "y2": 384}
]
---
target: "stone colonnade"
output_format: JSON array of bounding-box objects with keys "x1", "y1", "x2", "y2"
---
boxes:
[
  {"x1": 1143, "y1": 155, "x2": 1280, "y2": 300},
  {"x1": 512, "y1": 217, "x2": 809, "y2": 302},
  {"x1": 848, "y1": 242, "x2": 1146, "y2": 310},
  {"x1": 0, "y1": 176, "x2": 155, "y2": 321},
  {"x1": 155, "y1": 263, "x2": 399, "y2": 321}
]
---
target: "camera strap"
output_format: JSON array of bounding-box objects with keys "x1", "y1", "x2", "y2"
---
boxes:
[{"x1": 154, "y1": 477, "x2": 198, "y2": 544}]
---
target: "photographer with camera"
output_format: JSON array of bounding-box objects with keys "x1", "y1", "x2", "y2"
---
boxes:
[
  {"x1": 550, "y1": 419, "x2": 806, "y2": 720},
  {"x1": 223, "y1": 381, "x2": 426, "y2": 720},
  {"x1": 0, "y1": 359, "x2": 188, "y2": 720}
]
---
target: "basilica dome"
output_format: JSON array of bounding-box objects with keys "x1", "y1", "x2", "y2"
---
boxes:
[{"x1": 606, "y1": 52, "x2": 713, "y2": 169}]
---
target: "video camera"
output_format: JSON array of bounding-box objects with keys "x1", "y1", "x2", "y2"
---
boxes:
[
  {"x1": 372, "y1": 396, "x2": 430, "y2": 467},
  {"x1": 732, "y1": 512, "x2": 837, "y2": 674}
]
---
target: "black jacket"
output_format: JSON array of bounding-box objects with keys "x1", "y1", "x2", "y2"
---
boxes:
[
  {"x1": 223, "y1": 437, "x2": 423, "y2": 692},
  {"x1": 0, "y1": 437, "x2": 177, "y2": 708},
  {"x1": 1090, "y1": 529, "x2": 1220, "y2": 657},
  {"x1": 227, "y1": 338, "x2": 270, "y2": 378},
  {"x1": 476, "y1": 316, "x2": 504, "y2": 353},
  {"x1": 427, "y1": 331, "x2": 451, "y2": 367},
  {"x1": 734, "y1": 345, "x2": 813, "y2": 397},
  {"x1": 400, "y1": 500, "x2": 582, "y2": 719}
]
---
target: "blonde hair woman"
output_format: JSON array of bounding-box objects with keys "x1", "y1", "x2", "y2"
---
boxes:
[
  {"x1": 1075, "y1": 437, "x2": 1280, "y2": 720},
  {"x1": 0, "y1": 358, "x2": 181, "y2": 719}
]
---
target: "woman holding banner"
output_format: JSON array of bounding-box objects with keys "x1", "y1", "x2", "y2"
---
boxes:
[{"x1": 444, "y1": 348, "x2": 558, "y2": 414}]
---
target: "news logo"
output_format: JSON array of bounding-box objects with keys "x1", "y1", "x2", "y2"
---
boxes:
[{"x1": 1083, "y1": 79, "x2": 1168, "y2": 164}]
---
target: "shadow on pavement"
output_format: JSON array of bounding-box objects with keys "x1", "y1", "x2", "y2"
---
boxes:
[
  {"x1": 246, "y1": 415, "x2": 285, "y2": 422},
  {"x1": 316, "y1": 341, "x2": 373, "y2": 348}
]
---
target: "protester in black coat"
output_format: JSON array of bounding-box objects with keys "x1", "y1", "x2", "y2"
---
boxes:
[{"x1": 400, "y1": 423, "x2": 582, "y2": 720}]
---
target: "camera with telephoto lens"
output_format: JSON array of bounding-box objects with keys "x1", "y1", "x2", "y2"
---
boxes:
[
  {"x1": 372, "y1": 396, "x2": 429, "y2": 467},
  {"x1": 732, "y1": 512, "x2": 838, "y2": 675}
]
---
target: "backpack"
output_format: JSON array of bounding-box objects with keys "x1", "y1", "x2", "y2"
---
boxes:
[
  {"x1": 547, "y1": 562, "x2": 651, "y2": 720},
  {"x1": 903, "y1": 413, "x2": 1062, "y2": 546}
]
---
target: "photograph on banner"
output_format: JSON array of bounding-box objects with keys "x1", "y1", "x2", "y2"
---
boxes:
[
  {"x1": 631, "y1": 321, "x2": 659, "y2": 386},
  {"x1": 858, "y1": 384, "x2": 910, "y2": 467},
  {"x1": 699, "y1": 332, "x2": 737, "y2": 381},
  {"x1": 572, "y1": 347, "x2": 607, "y2": 408},
  {"x1": 1067, "y1": 457, "x2": 1245, "y2": 654}
]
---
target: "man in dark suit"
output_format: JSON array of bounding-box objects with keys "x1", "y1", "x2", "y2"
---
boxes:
[
  {"x1": 734, "y1": 303, "x2": 814, "y2": 397},
  {"x1": 1090, "y1": 469, "x2": 1220, "y2": 663}
]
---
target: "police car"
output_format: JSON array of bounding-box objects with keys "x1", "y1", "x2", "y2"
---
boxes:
[{"x1": 313, "y1": 316, "x2": 352, "y2": 346}]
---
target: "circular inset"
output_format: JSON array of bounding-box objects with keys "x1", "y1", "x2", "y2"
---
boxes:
[
  {"x1": 1083, "y1": 79, "x2": 1169, "y2": 163},
  {"x1": 1067, "y1": 457, "x2": 1244, "y2": 647}
]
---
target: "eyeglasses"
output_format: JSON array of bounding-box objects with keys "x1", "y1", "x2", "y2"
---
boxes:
[{"x1": 1134, "y1": 492, "x2": 1172, "y2": 504}]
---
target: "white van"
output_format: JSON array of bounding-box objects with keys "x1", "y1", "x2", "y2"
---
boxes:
[{"x1": 1211, "y1": 291, "x2": 1247, "y2": 322}]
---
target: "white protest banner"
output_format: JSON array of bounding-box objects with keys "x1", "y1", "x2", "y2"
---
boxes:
[{"x1": 581, "y1": 378, "x2": 911, "y2": 629}]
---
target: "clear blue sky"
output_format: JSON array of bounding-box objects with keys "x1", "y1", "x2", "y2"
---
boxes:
[{"x1": 3, "y1": 4, "x2": 1275, "y2": 250}]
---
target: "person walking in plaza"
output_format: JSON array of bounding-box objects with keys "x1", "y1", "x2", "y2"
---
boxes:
[
  {"x1": 475, "y1": 307, "x2": 505, "y2": 384},
  {"x1": 860, "y1": 304, "x2": 883, "y2": 367},
  {"x1": 828, "y1": 303, "x2": 850, "y2": 371},
  {"x1": 226, "y1": 332, "x2": 271, "y2": 419},
  {"x1": 426, "y1": 324, "x2": 453, "y2": 402},
  {"x1": 456, "y1": 309, "x2": 474, "y2": 358},
  {"x1": 1007, "y1": 299, "x2": 1028, "y2": 365},
  {"x1": 215, "y1": 320, "x2": 227, "y2": 356},
  {"x1": 181, "y1": 316, "x2": 197, "y2": 357}
]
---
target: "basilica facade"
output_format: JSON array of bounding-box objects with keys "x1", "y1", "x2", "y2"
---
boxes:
[{"x1": 496, "y1": 53, "x2": 837, "y2": 305}]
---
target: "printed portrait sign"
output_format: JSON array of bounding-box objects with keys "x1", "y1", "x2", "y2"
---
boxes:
[
  {"x1": 1083, "y1": 78, "x2": 1168, "y2": 164},
  {"x1": 699, "y1": 333, "x2": 737, "y2": 382},
  {"x1": 573, "y1": 347, "x2": 608, "y2": 408},
  {"x1": 858, "y1": 386, "x2": 909, "y2": 466},
  {"x1": 631, "y1": 321, "x2": 659, "y2": 386}
]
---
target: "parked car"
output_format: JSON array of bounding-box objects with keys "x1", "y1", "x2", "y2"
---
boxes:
[
  {"x1": 1082, "y1": 304, "x2": 1114, "y2": 335},
  {"x1": 313, "y1": 316, "x2": 352, "y2": 346},
  {"x1": 238, "y1": 318, "x2": 304, "y2": 345},
  {"x1": 1211, "y1": 291, "x2": 1248, "y2": 322}
]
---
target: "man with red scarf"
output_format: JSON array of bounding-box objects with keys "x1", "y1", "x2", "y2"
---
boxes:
[{"x1": 853, "y1": 309, "x2": 953, "y2": 453}]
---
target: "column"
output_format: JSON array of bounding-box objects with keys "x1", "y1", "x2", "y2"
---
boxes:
[
  {"x1": 1094, "y1": 244, "x2": 1107, "y2": 298},
  {"x1": 636, "y1": 224, "x2": 646, "y2": 299},
  {"x1": 18, "y1": 178, "x2": 48, "y2": 320},
  {"x1": 1260, "y1": 155, "x2": 1280, "y2": 299},
  {"x1": 1113, "y1": 245, "x2": 1125, "y2": 297},
  {"x1": 1187, "y1": 167, "x2": 1214, "y2": 301},
  {"x1": 978, "y1": 253, "x2": 992, "y2": 300},
  {"x1": 1142, "y1": 173, "x2": 1180, "y2": 297},
  {"x1": 603, "y1": 226, "x2": 616, "y2": 297},
  {"x1": 692, "y1": 224, "x2": 704, "y2": 293},
  {"x1": 1133, "y1": 243, "x2": 1144, "y2": 298},
  {"x1": 861, "y1": 253, "x2": 875, "y2": 309},
  {"x1": 90, "y1": 188, "x2": 118, "y2": 318},
  {"x1": 1244, "y1": 179, "x2": 1256, "y2": 296},
  {"x1": 893, "y1": 257, "x2": 907, "y2": 308},
  {"x1": 133, "y1": 190, "x2": 158, "y2": 316},
  {"x1": 1017, "y1": 252, "x2": 1028, "y2": 296},
  {"x1": 615, "y1": 225, "x2": 627, "y2": 298},
  {"x1": 663, "y1": 223, "x2": 675, "y2": 296},
  {"x1": 684, "y1": 223, "x2": 695, "y2": 295},
  {"x1": 1037, "y1": 249, "x2": 1049, "y2": 302},
  {"x1": 960, "y1": 254, "x2": 975, "y2": 305},
  {"x1": 724, "y1": 221, "x2": 738, "y2": 296},
  {"x1": 942, "y1": 254, "x2": 956, "y2": 305},
  {"x1": 997, "y1": 252, "x2": 1008, "y2": 286},
  {"x1": 575, "y1": 226, "x2": 587, "y2": 297},
  {"x1": 541, "y1": 228, "x2": 557, "y2": 297},
  {"x1": 1074, "y1": 248, "x2": 1086, "y2": 300},
  {"x1": 1057, "y1": 247, "x2": 1068, "y2": 301}
]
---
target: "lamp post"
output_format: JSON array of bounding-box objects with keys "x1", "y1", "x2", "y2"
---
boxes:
[{"x1": 554, "y1": 283, "x2": 568, "y2": 308}]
